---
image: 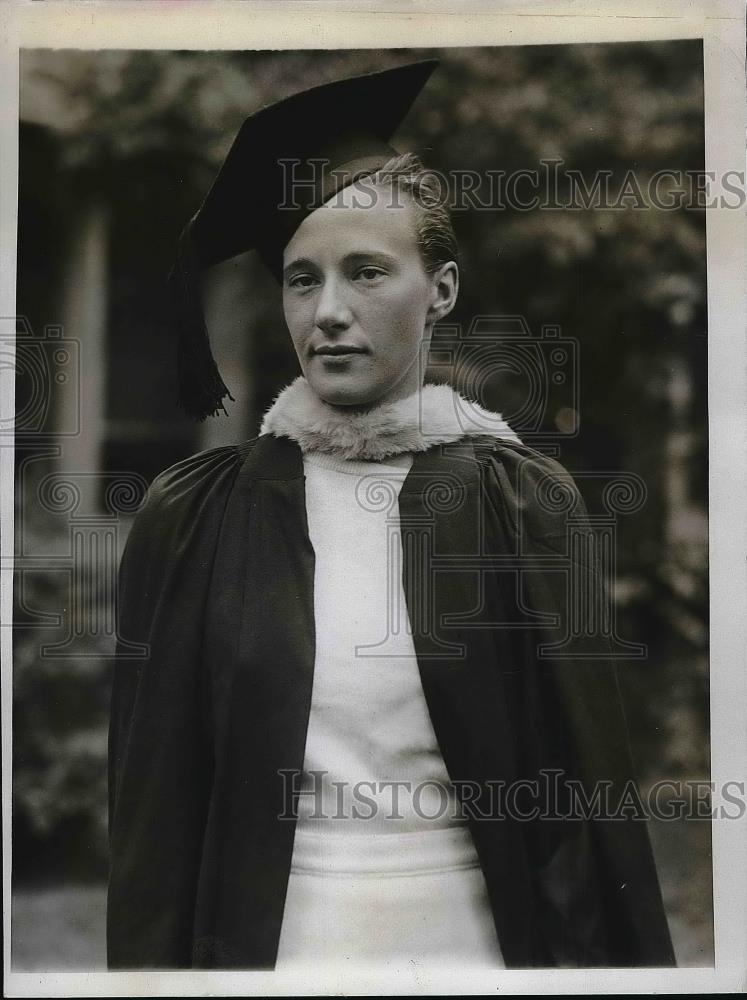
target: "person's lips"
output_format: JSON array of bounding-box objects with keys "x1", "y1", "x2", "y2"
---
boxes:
[{"x1": 312, "y1": 344, "x2": 368, "y2": 357}]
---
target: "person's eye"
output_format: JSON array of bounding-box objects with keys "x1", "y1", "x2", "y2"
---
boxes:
[
  {"x1": 354, "y1": 265, "x2": 387, "y2": 283},
  {"x1": 287, "y1": 273, "x2": 319, "y2": 290}
]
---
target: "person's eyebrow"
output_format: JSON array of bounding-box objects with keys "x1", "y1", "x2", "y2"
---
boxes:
[
  {"x1": 344, "y1": 251, "x2": 398, "y2": 267},
  {"x1": 283, "y1": 257, "x2": 317, "y2": 280}
]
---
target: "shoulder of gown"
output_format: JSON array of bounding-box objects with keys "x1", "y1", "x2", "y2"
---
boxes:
[
  {"x1": 463, "y1": 432, "x2": 591, "y2": 557},
  {"x1": 123, "y1": 439, "x2": 259, "y2": 555}
]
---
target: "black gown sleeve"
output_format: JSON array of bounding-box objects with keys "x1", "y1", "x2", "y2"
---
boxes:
[
  {"x1": 107, "y1": 445, "x2": 243, "y2": 968},
  {"x1": 482, "y1": 437, "x2": 676, "y2": 967}
]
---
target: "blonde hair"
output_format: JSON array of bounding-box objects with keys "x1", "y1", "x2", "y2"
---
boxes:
[{"x1": 369, "y1": 152, "x2": 460, "y2": 274}]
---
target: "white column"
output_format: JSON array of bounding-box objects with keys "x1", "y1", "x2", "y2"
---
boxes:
[{"x1": 57, "y1": 198, "x2": 108, "y2": 514}]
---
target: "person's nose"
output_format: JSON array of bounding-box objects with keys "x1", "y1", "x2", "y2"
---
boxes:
[{"x1": 314, "y1": 275, "x2": 353, "y2": 334}]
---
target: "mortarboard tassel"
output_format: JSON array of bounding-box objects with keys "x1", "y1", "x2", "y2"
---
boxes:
[{"x1": 170, "y1": 218, "x2": 235, "y2": 421}]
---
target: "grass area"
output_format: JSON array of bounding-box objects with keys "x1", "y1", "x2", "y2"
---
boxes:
[{"x1": 12, "y1": 884, "x2": 106, "y2": 970}]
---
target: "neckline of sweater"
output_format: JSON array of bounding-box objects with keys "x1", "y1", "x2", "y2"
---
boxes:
[{"x1": 302, "y1": 450, "x2": 415, "y2": 477}]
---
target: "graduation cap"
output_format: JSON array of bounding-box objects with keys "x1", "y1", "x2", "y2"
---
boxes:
[{"x1": 170, "y1": 58, "x2": 439, "y2": 420}]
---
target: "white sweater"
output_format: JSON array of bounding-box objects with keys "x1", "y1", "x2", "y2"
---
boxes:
[
  {"x1": 276, "y1": 450, "x2": 503, "y2": 968},
  {"x1": 295, "y1": 449, "x2": 464, "y2": 838}
]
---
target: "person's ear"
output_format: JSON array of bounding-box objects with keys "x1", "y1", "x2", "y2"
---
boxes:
[{"x1": 426, "y1": 261, "x2": 459, "y2": 324}]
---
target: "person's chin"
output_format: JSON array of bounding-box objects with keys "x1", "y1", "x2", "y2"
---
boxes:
[{"x1": 307, "y1": 371, "x2": 386, "y2": 408}]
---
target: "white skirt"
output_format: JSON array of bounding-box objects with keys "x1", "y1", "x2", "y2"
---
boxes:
[{"x1": 275, "y1": 825, "x2": 505, "y2": 969}]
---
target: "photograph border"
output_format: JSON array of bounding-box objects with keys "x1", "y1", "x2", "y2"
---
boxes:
[{"x1": 2, "y1": 1, "x2": 745, "y2": 995}]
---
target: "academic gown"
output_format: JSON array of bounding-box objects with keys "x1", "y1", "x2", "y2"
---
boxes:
[{"x1": 106, "y1": 431, "x2": 676, "y2": 969}]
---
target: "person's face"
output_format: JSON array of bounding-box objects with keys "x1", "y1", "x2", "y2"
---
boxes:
[{"x1": 282, "y1": 182, "x2": 458, "y2": 408}]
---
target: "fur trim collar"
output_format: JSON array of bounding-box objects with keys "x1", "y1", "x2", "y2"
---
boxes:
[{"x1": 260, "y1": 376, "x2": 520, "y2": 461}]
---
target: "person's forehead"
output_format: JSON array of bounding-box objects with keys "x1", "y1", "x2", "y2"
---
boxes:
[{"x1": 284, "y1": 184, "x2": 420, "y2": 260}]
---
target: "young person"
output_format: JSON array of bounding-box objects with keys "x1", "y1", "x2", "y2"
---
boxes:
[{"x1": 107, "y1": 59, "x2": 675, "y2": 970}]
